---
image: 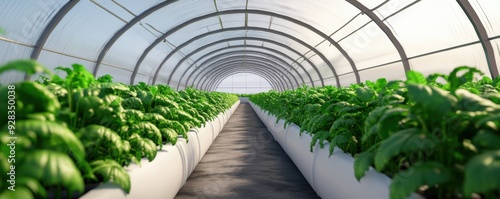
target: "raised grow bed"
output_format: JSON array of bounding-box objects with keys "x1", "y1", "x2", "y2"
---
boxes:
[
  {"x1": 0, "y1": 60, "x2": 240, "y2": 199},
  {"x1": 249, "y1": 66, "x2": 500, "y2": 199},
  {"x1": 81, "y1": 101, "x2": 239, "y2": 199}
]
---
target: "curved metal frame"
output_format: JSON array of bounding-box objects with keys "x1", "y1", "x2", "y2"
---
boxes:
[
  {"x1": 199, "y1": 65, "x2": 288, "y2": 91},
  {"x1": 207, "y1": 70, "x2": 277, "y2": 91},
  {"x1": 194, "y1": 57, "x2": 296, "y2": 89},
  {"x1": 457, "y1": 0, "x2": 498, "y2": 78},
  {"x1": 182, "y1": 44, "x2": 317, "y2": 88},
  {"x1": 27, "y1": 0, "x2": 80, "y2": 80},
  {"x1": 126, "y1": 10, "x2": 361, "y2": 86},
  {"x1": 144, "y1": 26, "x2": 329, "y2": 85},
  {"x1": 33, "y1": 3, "x2": 413, "y2": 86},
  {"x1": 183, "y1": 51, "x2": 305, "y2": 89},
  {"x1": 202, "y1": 70, "x2": 279, "y2": 92},
  {"x1": 140, "y1": 30, "x2": 327, "y2": 86},
  {"x1": 201, "y1": 64, "x2": 291, "y2": 91},
  {"x1": 31, "y1": 1, "x2": 487, "y2": 85},
  {"x1": 154, "y1": 30, "x2": 335, "y2": 87},
  {"x1": 347, "y1": 0, "x2": 410, "y2": 73},
  {"x1": 195, "y1": 57, "x2": 295, "y2": 88},
  {"x1": 92, "y1": 0, "x2": 179, "y2": 75},
  {"x1": 206, "y1": 66, "x2": 293, "y2": 91},
  {"x1": 198, "y1": 65, "x2": 287, "y2": 91},
  {"x1": 156, "y1": 37, "x2": 323, "y2": 86},
  {"x1": 193, "y1": 58, "x2": 295, "y2": 90}
]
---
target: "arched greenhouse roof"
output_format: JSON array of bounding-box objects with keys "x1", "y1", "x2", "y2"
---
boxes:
[{"x1": 1, "y1": 0, "x2": 499, "y2": 92}]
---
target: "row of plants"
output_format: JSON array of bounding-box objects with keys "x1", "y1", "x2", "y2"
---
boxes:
[
  {"x1": 250, "y1": 66, "x2": 500, "y2": 199},
  {"x1": 0, "y1": 60, "x2": 238, "y2": 199}
]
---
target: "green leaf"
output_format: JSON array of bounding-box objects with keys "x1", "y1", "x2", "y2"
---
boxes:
[
  {"x1": 161, "y1": 128, "x2": 178, "y2": 145},
  {"x1": 464, "y1": 150, "x2": 500, "y2": 196},
  {"x1": 11, "y1": 120, "x2": 85, "y2": 161},
  {"x1": 455, "y1": 89, "x2": 500, "y2": 112},
  {"x1": 0, "y1": 60, "x2": 52, "y2": 76},
  {"x1": 128, "y1": 134, "x2": 157, "y2": 161},
  {"x1": 375, "y1": 78, "x2": 388, "y2": 90},
  {"x1": 482, "y1": 93, "x2": 500, "y2": 104},
  {"x1": 78, "y1": 125, "x2": 124, "y2": 160},
  {"x1": 405, "y1": 71, "x2": 427, "y2": 85},
  {"x1": 426, "y1": 73, "x2": 448, "y2": 85},
  {"x1": 390, "y1": 162, "x2": 451, "y2": 199},
  {"x1": 19, "y1": 150, "x2": 84, "y2": 196},
  {"x1": 355, "y1": 87, "x2": 376, "y2": 102},
  {"x1": 122, "y1": 97, "x2": 143, "y2": 110},
  {"x1": 15, "y1": 177, "x2": 48, "y2": 198},
  {"x1": 130, "y1": 122, "x2": 162, "y2": 147},
  {"x1": 374, "y1": 128, "x2": 435, "y2": 171},
  {"x1": 136, "y1": 90, "x2": 154, "y2": 109},
  {"x1": 0, "y1": 187, "x2": 35, "y2": 199},
  {"x1": 354, "y1": 150, "x2": 376, "y2": 181},
  {"x1": 57, "y1": 64, "x2": 95, "y2": 89},
  {"x1": 472, "y1": 129, "x2": 500, "y2": 149},
  {"x1": 310, "y1": 131, "x2": 330, "y2": 151},
  {"x1": 25, "y1": 112, "x2": 56, "y2": 122},
  {"x1": 363, "y1": 106, "x2": 390, "y2": 141},
  {"x1": 96, "y1": 74, "x2": 113, "y2": 83},
  {"x1": 407, "y1": 84, "x2": 457, "y2": 118},
  {"x1": 95, "y1": 83, "x2": 129, "y2": 96},
  {"x1": 448, "y1": 66, "x2": 484, "y2": 92},
  {"x1": 91, "y1": 159, "x2": 131, "y2": 193},
  {"x1": 374, "y1": 107, "x2": 409, "y2": 139},
  {"x1": 0, "y1": 82, "x2": 61, "y2": 125}
]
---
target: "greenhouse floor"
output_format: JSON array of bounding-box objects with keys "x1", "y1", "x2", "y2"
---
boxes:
[{"x1": 175, "y1": 102, "x2": 319, "y2": 199}]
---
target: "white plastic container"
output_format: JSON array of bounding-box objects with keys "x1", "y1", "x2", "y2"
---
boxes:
[
  {"x1": 80, "y1": 101, "x2": 240, "y2": 199},
  {"x1": 79, "y1": 143, "x2": 184, "y2": 199}
]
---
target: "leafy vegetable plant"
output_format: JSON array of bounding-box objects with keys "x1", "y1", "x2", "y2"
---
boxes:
[
  {"x1": 0, "y1": 60, "x2": 238, "y2": 199},
  {"x1": 251, "y1": 66, "x2": 500, "y2": 199}
]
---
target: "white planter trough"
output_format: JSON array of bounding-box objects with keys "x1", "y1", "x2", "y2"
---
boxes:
[
  {"x1": 266, "y1": 115, "x2": 287, "y2": 148},
  {"x1": 249, "y1": 102, "x2": 424, "y2": 199},
  {"x1": 79, "y1": 143, "x2": 185, "y2": 199},
  {"x1": 196, "y1": 122, "x2": 214, "y2": 159},
  {"x1": 80, "y1": 101, "x2": 240, "y2": 199},
  {"x1": 283, "y1": 123, "x2": 316, "y2": 189}
]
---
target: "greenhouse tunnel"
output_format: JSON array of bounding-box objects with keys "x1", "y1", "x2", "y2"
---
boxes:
[{"x1": 1, "y1": 0, "x2": 500, "y2": 199}]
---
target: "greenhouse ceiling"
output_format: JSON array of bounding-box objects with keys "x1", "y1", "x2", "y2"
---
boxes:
[{"x1": 0, "y1": 0, "x2": 499, "y2": 91}]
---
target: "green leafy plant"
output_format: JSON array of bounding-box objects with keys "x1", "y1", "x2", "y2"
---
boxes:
[
  {"x1": 251, "y1": 66, "x2": 500, "y2": 199},
  {"x1": 0, "y1": 60, "x2": 238, "y2": 199}
]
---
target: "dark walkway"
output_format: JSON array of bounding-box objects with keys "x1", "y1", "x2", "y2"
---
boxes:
[{"x1": 175, "y1": 103, "x2": 319, "y2": 199}]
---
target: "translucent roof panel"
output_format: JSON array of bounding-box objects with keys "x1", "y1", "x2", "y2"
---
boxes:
[
  {"x1": 384, "y1": 0, "x2": 478, "y2": 58},
  {"x1": 137, "y1": 0, "x2": 216, "y2": 36},
  {"x1": 470, "y1": 0, "x2": 500, "y2": 37},
  {"x1": 167, "y1": 17, "x2": 220, "y2": 47},
  {"x1": 0, "y1": 0, "x2": 66, "y2": 45},
  {"x1": 337, "y1": 73, "x2": 358, "y2": 87},
  {"x1": 357, "y1": 0, "x2": 388, "y2": 10},
  {"x1": 266, "y1": 17, "x2": 324, "y2": 45},
  {"x1": 216, "y1": 73, "x2": 273, "y2": 94},
  {"x1": 1, "y1": 0, "x2": 500, "y2": 90},
  {"x1": 248, "y1": 0, "x2": 360, "y2": 34},
  {"x1": 337, "y1": 22, "x2": 401, "y2": 70},
  {"x1": 103, "y1": 24, "x2": 159, "y2": 73},
  {"x1": 409, "y1": 44, "x2": 488, "y2": 77},
  {"x1": 112, "y1": 0, "x2": 165, "y2": 16},
  {"x1": 262, "y1": 43, "x2": 320, "y2": 81},
  {"x1": 0, "y1": 42, "x2": 32, "y2": 85},
  {"x1": 373, "y1": 0, "x2": 417, "y2": 19},
  {"x1": 359, "y1": 62, "x2": 406, "y2": 82},
  {"x1": 43, "y1": 0, "x2": 125, "y2": 61},
  {"x1": 493, "y1": 38, "x2": 500, "y2": 75}
]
